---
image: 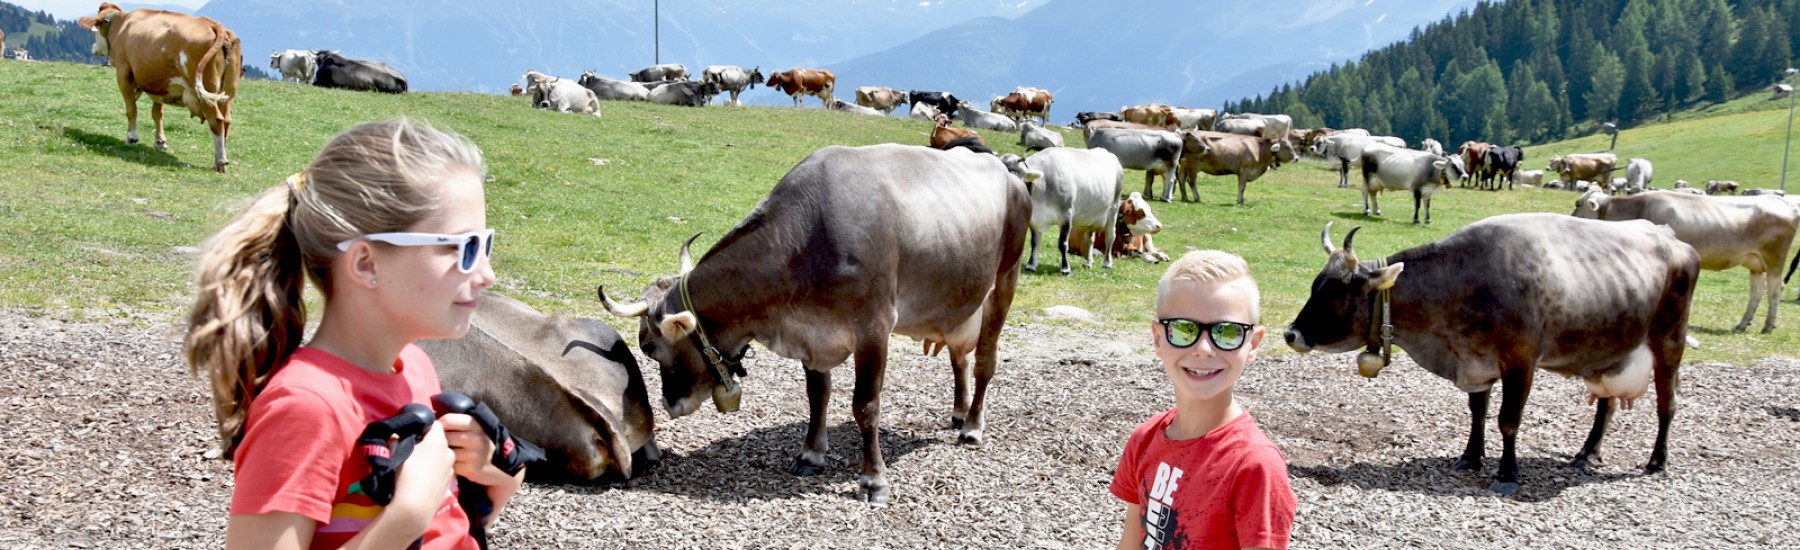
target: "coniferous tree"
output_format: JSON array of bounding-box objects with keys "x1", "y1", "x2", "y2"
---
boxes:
[{"x1": 1585, "y1": 47, "x2": 1626, "y2": 124}]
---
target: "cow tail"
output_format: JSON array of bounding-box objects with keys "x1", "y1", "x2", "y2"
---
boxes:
[
  {"x1": 189, "y1": 21, "x2": 234, "y2": 106},
  {"x1": 1786, "y1": 245, "x2": 1800, "y2": 285}
]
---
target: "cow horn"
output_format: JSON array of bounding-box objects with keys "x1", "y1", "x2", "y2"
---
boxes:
[
  {"x1": 597, "y1": 285, "x2": 648, "y2": 318},
  {"x1": 1320, "y1": 222, "x2": 1337, "y2": 255},
  {"x1": 678, "y1": 232, "x2": 702, "y2": 275},
  {"x1": 1342, "y1": 226, "x2": 1363, "y2": 268}
]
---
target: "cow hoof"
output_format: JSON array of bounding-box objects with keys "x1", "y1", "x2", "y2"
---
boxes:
[
  {"x1": 856, "y1": 483, "x2": 891, "y2": 505},
  {"x1": 1731, "y1": 324, "x2": 1749, "y2": 333},
  {"x1": 1023, "y1": 264, "x2": 1038, "y2": 273},
  {"x1": 1570, "y1": 455, "x2": 1602, "y2": 471},
  {"x1": 949, "y1": 415, "x2": 965, "y2": 430},
  {"x1": 1452, "y1": 457, "x2": 1482, "y2": 471},
  {"x1": 1762, "y1": 326, "x2": 1777, "y2": 335},
  {"x1": 788, "y1": 456, "x2": 826, "y2": 477},
  {"x1": 1059, "y1": 267, "x2": 1071, "y2": 276},
  {"x1": 1488, "y1": 481, "x2": 1521, "y2": 495},
  {"x1": 154, "y1": 140, "x2": 167, "y2": 151},
  {"x1": 126, "y1": 137, "x2": 140, "y2": 145},
  {"x1": 957, "y1": 428, "x2": 984, "y2": 446}
]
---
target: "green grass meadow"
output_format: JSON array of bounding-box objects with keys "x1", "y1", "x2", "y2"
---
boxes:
[{"x1": 3, "y1": 60, "x2": 1797, "y2": 364}]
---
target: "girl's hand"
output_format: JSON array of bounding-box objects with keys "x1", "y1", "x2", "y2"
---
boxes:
[
  {"x1": 392, "y1": 422, "x2": 457, "y2": 514},
  {"x1": 438, "y1": 413, "x2": 511, "y2": 487}
]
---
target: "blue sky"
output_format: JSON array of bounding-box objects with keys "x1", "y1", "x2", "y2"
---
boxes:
[{"x1": 12, "y1": 0, "x2": 210, "y2": 20}]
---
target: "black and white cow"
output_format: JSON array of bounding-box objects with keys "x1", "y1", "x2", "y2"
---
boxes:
[
  {"x1": 908, "y1": 90, "x2": 960, "y2": 120},
  {"x1": 311, "y1": 51, "x2": 406, "y2": 93},
  {"x1": 700, "y1": 65, "x2": 762, "y2": 106},
  {"x1": 578, "y1": 71, "x2": 650, "y2": 102},
  {"x1": 597, "y1": 144, "x2": 1031, "y2": 504},
  {"x1": 1286, "y1": 215, "x2": 1699, "y2": 494},
  {"x1": 1357, "y1": 143, "x2": 1456, "y2": 224}
]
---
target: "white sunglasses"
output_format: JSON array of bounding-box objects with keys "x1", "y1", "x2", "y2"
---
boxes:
[{"x1": 336, "y1": 229, "x2": 495, "y2": 273}]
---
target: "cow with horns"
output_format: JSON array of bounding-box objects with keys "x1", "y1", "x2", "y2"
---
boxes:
[{"x1": 1284, "y1": 215, "x2": 1698, "y2": 494}]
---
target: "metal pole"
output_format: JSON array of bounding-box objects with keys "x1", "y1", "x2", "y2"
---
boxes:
[
  {"x1": 654, "y1": 0, "x2": 660, "y2": 65},
  {"x1": 1784, "y1": 74, "x2": 1796, "y2": 192}
]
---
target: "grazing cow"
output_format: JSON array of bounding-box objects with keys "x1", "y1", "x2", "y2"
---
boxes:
[
  {"x1": 1458, "y1": 141, "x2": 1492, "y2": 188},
  {"x1": 509, "y1": 83, "x2": 523, "y2": 96},
  {"x1": 1419, "y1": 138, "x2": 1444, "y2": 157},
  {"x1": 1357, "y1": 144, "x2": 1456, "y2": 224},
  {"x1": 1019, "y1": 121, "x2": 1064, "y2": 151},
  {"x1": 956, "y1": 101, "x2": 1019, "y2": 132},
  {"x1": 828, "y1": 98, "x2": 884, "y2": 116},
  {"x1": 1286, "y1": 216, "x2": 1697, "y2": 494},
  {"x1": 1075, "y1": 111, "x2": 1122, "y2": 127},
  {"x1": 629, "y1": 63, "x2": 688, "y2": 82},
  {"x1": 930, "y1": 114, "x2": 990, "y2": 154},
  {"x1": 700, "y1": 65, "x2": 762, "y2": 106},
  {"x1": 1000, "y1": 148, "x2": 1122, "y2": 273},
  {"x1": 1218, "y1": 113, "x2": 1294, "y2": 151},
  {"x1": 267, "y1": 49, "x2": 315, "y2": 82},
  {"x1": 1103, "y1": 193, "x2": 1170, "y2": 263},
  {"x1": 854, "y1": 86, "x2": 909, "y2": 114},
  {"x1": 79, "y1": 3, "x2": 241, "y2": 172},
  {"x1": 908, "y1": 102, "x2": 941, "y2": 122},
  {"x1": 1315, "y1": 134, "x2": 1392, "y2": 188},
  {"x1": 1173, "y1": 130, "x2": 1297, "y2": 205},
  {"x1": 1624, "y1": 158, "x2": 1655, "y2": 193},
  {"x1": 765, "y1": 68, "x2": 835, "y2": 108},
  {"x1": 524, "y1": 70, "x2": 602, "y2": 116},
  {"x1": 1081, "y1": 119, "x2": 1164, "y2": 141},
  {"x1": 578, "y1": 71, "x2": 650, "y2": 102},
  {"x1": 1086, "y1": 127, "x2": 1182, "y2": 202},
  {"x1": 647, "y1": 80, "x2": 720, "y2": 107},
  {"x1": 312, "y1": 51, "x2": 406, "y2": 93},
  {"x1": 1170, "y1": 107, "x2": 1217, "y2": 131},
  {"x1": 1573, "y1": 189, "x2": 1799, "y2": 333},
  {"x1": 1513, "y1": 169, "x2": 1545, "y2": 188},
  {"x1": 991, "y1": 87, "x2": 1052, "y2": 124},
  {"x1": 1290, "y1": 127, "x2": 1335, "y2": 156},
  {"x1": 1706, "y1": 180, "x2": 1741, "y2": 195},
  {"x1": 908, "y1": 90, "x2": 961, "y2": 119},
  {"x1": 1480, "y1": 146, "x2": 1524, "y2": 190},
  {"x1": 597, "y1": 144, "x2": 1031, "y2": 504},
  {"x1": 419, "y1": 292, "x2": 659, "y2": 483},
  {"x1": 1548, "y1": 153, "x2": 1618, "y2": 191}
]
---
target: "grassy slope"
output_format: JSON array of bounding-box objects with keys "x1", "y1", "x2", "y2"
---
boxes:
[{"x1": 1, "y1": 60, "x2": 1795, "y2": 364}]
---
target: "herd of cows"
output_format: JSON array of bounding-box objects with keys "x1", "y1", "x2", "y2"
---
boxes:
[{"x1": 60, "y1": 4, "x2": 1800, "y2": 504}]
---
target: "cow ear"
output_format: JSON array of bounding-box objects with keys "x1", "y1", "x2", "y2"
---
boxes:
[
  {"x1": 658, "y1": 311, "x2": 698, "y2": 340},
  {"x1": 1021, "y1": 169, "x2": 1043, "y2": 183},
  {"x1": 1367, "y1": 262, "x2": 1404, "y2": 291}
]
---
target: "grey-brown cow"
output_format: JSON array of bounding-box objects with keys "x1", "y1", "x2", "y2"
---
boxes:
[
  {"x1": 420, "y1": 292, "x2": 660, "y2": 483},
  {"x1": 1285, "y1": 215, "x2": 1698, "y2": 494},
  {"x1": 1573, "y1": 189, "x2": 1800, "y2": 333},
  {"x1": 1172, "y1": 130, "x2": 1296, "y2": 205}
]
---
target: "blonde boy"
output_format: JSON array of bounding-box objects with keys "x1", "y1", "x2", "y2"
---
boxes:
[{"x1": 1111, "y1": 250, "x2": 1296, "y2": 550}]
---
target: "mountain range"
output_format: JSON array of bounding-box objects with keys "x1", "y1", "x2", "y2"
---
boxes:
[{"x1": 172, "y1": 0, "x2": 1478, "y2": 119}]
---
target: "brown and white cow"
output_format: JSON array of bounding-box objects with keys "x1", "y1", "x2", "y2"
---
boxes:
[
  {"x1": 1085, "y1": 192, "x2": 1169, "y2": 263},
  {"x1": 991, "y1": 87, "x2": 1052, "y2": 124},
  {"x1": 1573, "y1": 189, "x2": 1800, "y2": 333},
  {"x1": 1457, "y1": 141, "x2": 1492, "y2": 188},
  {"x1": 79, "y1": 3, "x2": 241, "y2": 172},
  {"x1": 1173, "y1": 130, "x2": 1297, "y2": 205},
  {"x1": 1547, "y1": 153, "x2": 1618, "y2": 189},
  {"x1": 598, "y1": 144, "x2": 1031, "y2": 504},
  {"x1": 1120, "y1": 104, "x2": 1177, "y2": 128},
  {"x1": 766, "y1": 68, "x2": 835, "y2": 108},
  {"x1": 1286, "y1": 216, "x2": 1698, "y2": 494},
  {"x1": 854, "y1": 86, "x2": 908, "y2": 114},
  {"x1": 930, "y1": 114, "x2": 989, "y2": 153}
]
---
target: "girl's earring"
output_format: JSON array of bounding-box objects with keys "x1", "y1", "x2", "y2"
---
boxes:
[{"x1": 369, "y1": 278, "x2": 377, "y2": 287}]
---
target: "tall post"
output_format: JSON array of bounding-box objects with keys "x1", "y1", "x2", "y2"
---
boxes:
[
  {"x1": 1783, "y1": 68, "x2": 1797, "y2": 192},
  {"x1": 654, "y1": 0, "x2": 660, "y2": 65}
]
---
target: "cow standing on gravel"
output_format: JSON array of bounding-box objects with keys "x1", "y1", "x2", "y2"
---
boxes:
[
  {"x1": 598, "y1": 144, "x2": 1031, "y2": 504},
  {"x1": 1285, "y1": 215, "x2": 1698, "y2": 494}
]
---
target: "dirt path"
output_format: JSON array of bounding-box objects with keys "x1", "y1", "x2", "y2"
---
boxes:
[{"x1": 2, "y1": 311, "x2": 1795, "y2": 548}]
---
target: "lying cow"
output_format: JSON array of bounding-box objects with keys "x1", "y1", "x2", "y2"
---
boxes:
[
  {"x1": 1573, "y1": 189, "x2": 1800, "y2": 333},
  {"x1": 909, "y1": 90, "x2": 960, "y2": 119},
  {"x1": 419, "y1": 292, "x2": 659, "y2": 483},
  {"x1": 854, "y1": 86, "x2": 908, "y2": 115},
  {"x1": 1075, "y1": 111, "x2": 1122, "y2": 127},
  {"x1": 79, "y1": 3, "x2": 241, "y2": 172},
  {"x1": 1000, "y1": 148, "x2": 1122, "y2": 273},
  {"x1": 1106, "y1": 192, "x2": 1170, "y2": 262},
  {"x1": 909, "y1": 102, "x2": 942, "y2": 122},
  {"x1": 268, "y1": 49, "x2": 315, "y2": 82},
  {"x1": 1173, "y1": 130, "x2": 1296, "y2": 205},
  {"x1": 828, "y1": 98, "x2": 884, "y2": 116},
  {"x1": 598, "y1": 144, "x2": 1031, "y2": 504},
  {"x1": 578, "y1": 71, "x2": 650, "y2": 102},
  {"x1": 1019, "y1": 121, "x2": 1064, "y2": 151},
  {"x1": 1707, "y1": 180, "x2": 1741, "y2": 195},
  {"x1": 1357, "y1": 144, "x2": 1455, "y2": 224},
  {"x1": 1286, "y1": 216, "x2": 1698, "y2": 494},
  {"x1": 700, "y1": 65, "x2": 761, "y2": 106},
  {"x1": 1418, "y1": 138, "x2": 1444, "y2": 157},
  {"x1": 524, "y1": 70, "x2": 601, "y2": 116},
  {"x1": 313, "y1": 50, "x2": 406, "y2": 94},
  {"x1": 647, "y1": 80, "x2": 719, "y2": 107},
  {"x1": 957, "y1": 101, "x2": 1019, "y2": 132},
  {"x1": 766, "y1": 68, "x2": 835, "y2": 108},
  {"x1": 930, "y1": 114, "x2": 988, "y2": 153},
  {"x1": 1086, "y1": 127, "x2": 1182, "y2": 203},
  {"x1": 509, "y1": 83, "x2": 523, "y2": 96},
  {"x1": 629, "y1": 63, "x2": 687, "y2": 82},
  {"x1": 1513, "y1": 169, "x2": 1545, "y2": 188}
]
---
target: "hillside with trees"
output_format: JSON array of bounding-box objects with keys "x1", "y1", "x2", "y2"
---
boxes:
[
  {"x1": 1, "y1": 1, "x2": 272, "y2": 78},
  {"x1": 1225, "y1": 0, "x2": 1800, "y2": 147}
]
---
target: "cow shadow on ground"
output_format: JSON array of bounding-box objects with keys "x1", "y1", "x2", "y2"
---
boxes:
[
  {"x1": 543, "y1": 421, "x2": 943, "y2": 503},
  {"x1": 1291, "y1": 455, "x2": 1638, "y2": 503},
  {"x1": 62, "y1": 127, "x2": 184, "y2": 168},
  {"x1": 1766, "y1": 405, "x2": 1800, "y2": 422},
  {"x1": 1328, "y1": 211, "x2": 1388, "y2": 224}
]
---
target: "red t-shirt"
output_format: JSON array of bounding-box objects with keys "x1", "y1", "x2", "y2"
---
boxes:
[
  {"x1": 1110, "y1": 408, "x2": 1296, "y2": 550},
  {"x1": 231, "y1": 345, "x2": 477, "y2": 550}
]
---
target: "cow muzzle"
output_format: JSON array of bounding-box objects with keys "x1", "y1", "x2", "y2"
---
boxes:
[{"x1": 1283, "y1": 328, "x2": 1311, "y2": 352}]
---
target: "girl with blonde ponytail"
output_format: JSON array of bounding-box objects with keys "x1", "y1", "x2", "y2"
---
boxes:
[{"x1": 185, "y1": 119, "x2": 521, "y2": 549}]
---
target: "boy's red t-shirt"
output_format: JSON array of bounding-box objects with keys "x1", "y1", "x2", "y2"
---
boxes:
[
  {"x1": 230, "y1": 345, "x2": 477, "y2": 550},
  {"x1": 1111, "y1": 408, "x2": 1296, "y2": 550}
]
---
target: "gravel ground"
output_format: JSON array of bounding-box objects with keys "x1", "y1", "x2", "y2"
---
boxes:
[{"x1": 2, "y1": 308, "x2": 1797, "y2": 549}]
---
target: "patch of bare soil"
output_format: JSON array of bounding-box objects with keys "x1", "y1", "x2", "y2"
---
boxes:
[{"x1": 1, "y1": 310, "x2": 1796, "y2": 548}]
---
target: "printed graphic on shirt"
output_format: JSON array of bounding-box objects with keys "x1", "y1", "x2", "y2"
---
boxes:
[{"x1": 1141, "y1": 461, "x2": 1185, "y2": 549}]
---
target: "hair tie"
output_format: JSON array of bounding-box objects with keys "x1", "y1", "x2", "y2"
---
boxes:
[{"x1": 285, "y1": 172, "x2": 307, "y2": 195}]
